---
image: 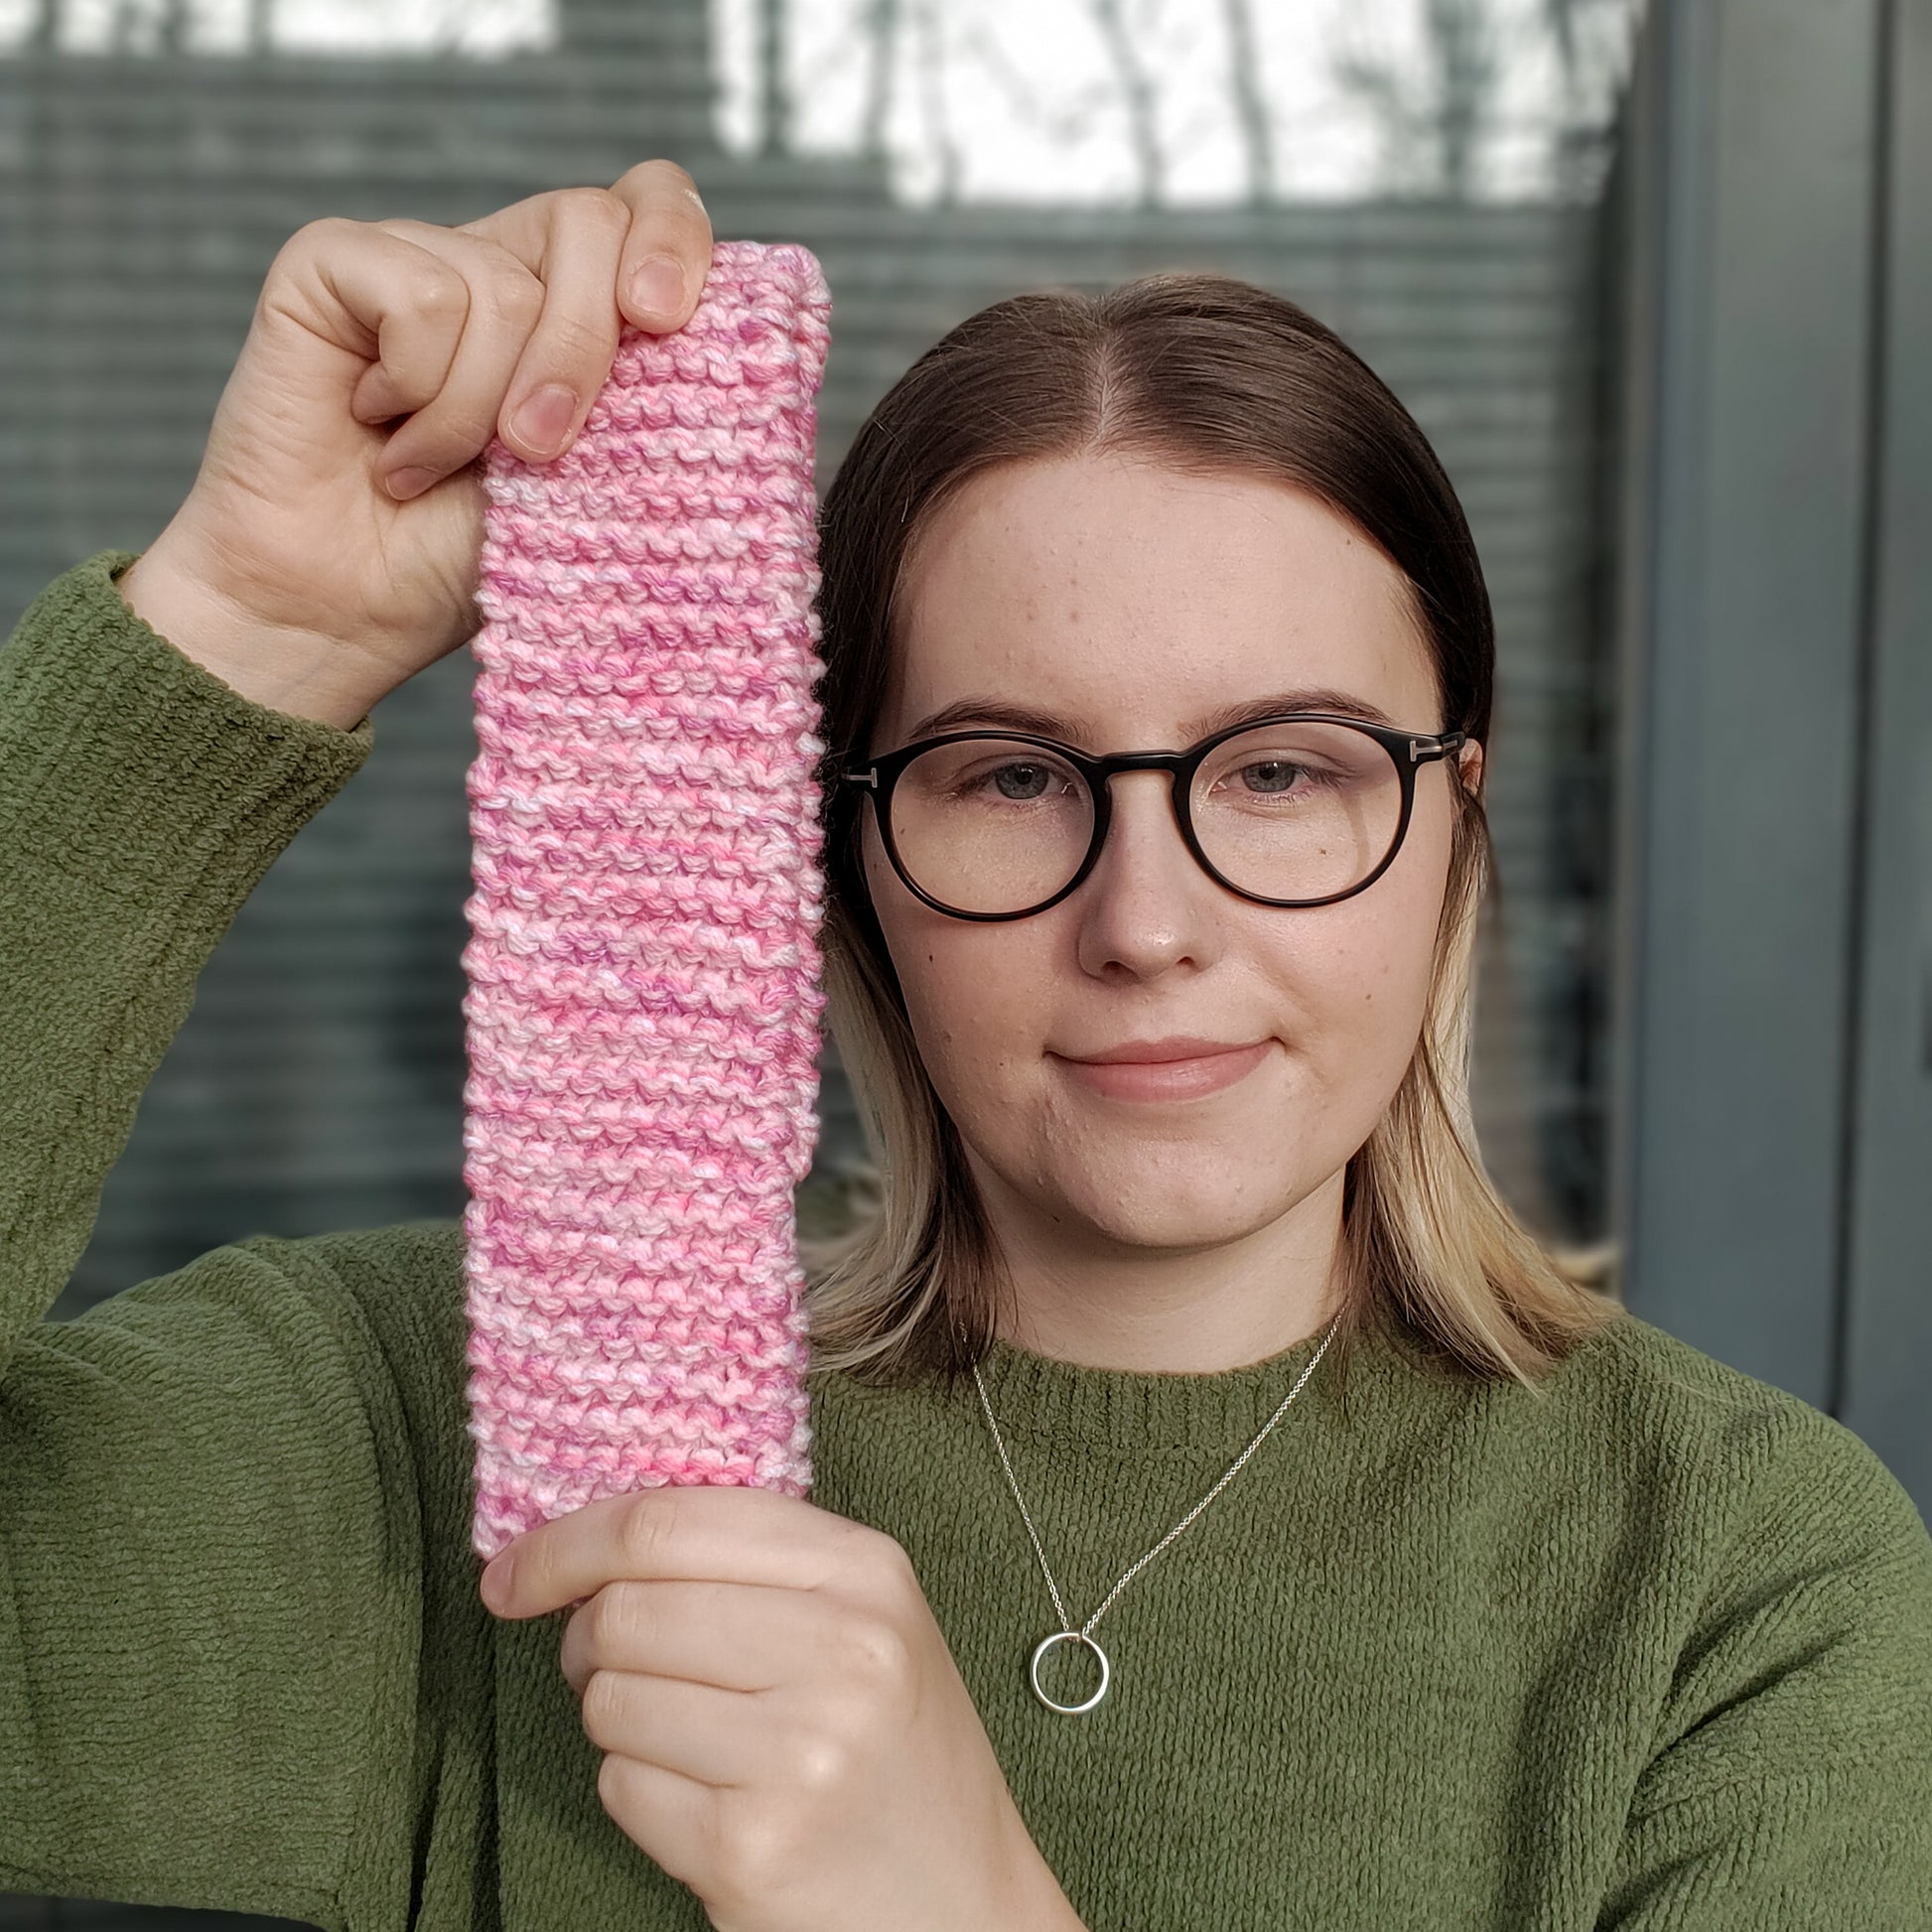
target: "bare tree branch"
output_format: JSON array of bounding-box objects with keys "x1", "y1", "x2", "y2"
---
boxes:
[
  {"x1": 913, "y1": 0, "x2": 961, "y2": 206},
  {"x1": 960, "y1": 22, "x2": 1117, "y2": 142},
  {"x1": 1543, "y1": 0, "x2": 1582, "y2": 82},
  {"x1": 1221, "y1": 0, "x2": 1274, "y2": 203},
  {"x1": 1087, "y1": 0, "x2": 1163, "y2": 207},
  {"x1": 1331, "y1": 0, "x2": 1501, "y2": 199},
  {"x1": 758, "y1": 0, "x2": 790, "y2": 157},
  {"x1": 860, "y1": 0, "x2": 904, "y2": 162},
  {"x1": 1428, "y1": 0, "x2": 1500, "y2": 198}
]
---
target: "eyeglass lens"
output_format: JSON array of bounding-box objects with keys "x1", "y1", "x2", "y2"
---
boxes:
[{"x1": 885, "y1": 722, "x2": 1403, "y2": 915}]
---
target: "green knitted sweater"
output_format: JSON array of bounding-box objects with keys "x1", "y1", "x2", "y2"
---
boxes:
[{"x1": 3, "y1": 549, "x2": 1930, "y2": 1932}]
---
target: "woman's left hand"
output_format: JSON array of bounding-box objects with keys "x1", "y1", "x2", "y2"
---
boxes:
[{"x1": 479, "y1": 1483, "x2": 1080, "y2": 1932}]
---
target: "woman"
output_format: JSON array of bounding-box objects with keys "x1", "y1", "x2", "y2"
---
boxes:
[{"x1": 1, "y1": 160, "x2": 1926, "y2": 1932}]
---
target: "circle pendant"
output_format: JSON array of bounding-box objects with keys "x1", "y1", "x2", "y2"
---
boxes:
[{"x1": 1030, "y1": 1629, "x2": 1110, "y2": 1714}]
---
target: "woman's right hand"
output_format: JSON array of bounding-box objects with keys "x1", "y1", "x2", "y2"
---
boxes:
[{"x1": 116, "y1": 160, "x2": 716, "y2": 731}]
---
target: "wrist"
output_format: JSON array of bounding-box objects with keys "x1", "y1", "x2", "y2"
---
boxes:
[{"x1": 115, "y1": 546, "x2": 386, "y2": 734}]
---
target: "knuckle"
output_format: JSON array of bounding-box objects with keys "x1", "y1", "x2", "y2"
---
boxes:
[
  {"x1": 875, "y1": 1525, "x2": 919, "y2": 1575},
  {"x1": 537, "y1": 307, "x2": 617, "y2": 370},
  {"x1": 556, "y1": 184, "x2": 631, "y2": 233},
  {"x1": 613, "y1": 158, "x2": 711, "y2": 230},
  {"x1": 619, "y1": 1491, "x2": 675, "y2": 1572},
  {"x1": 271, "y1": 214, "x2": 348, "y2": 276},
  {"x1": 595, "y1": 1578, "x2": 649, "y2": 1646},
  {"x1": 783, "y1": 1725, "x2": 850, "y2": 1799},
  {"x1": 581, "y1": 1667, "x2": 625, "y2": 1745},
  {"x1": 403, "y1": 269, "x2": 470, "y2": 322},
  {"x1": 635, "y1": 155, "x2": 700, "y2": 198},
  {"x1": 396, "y1": 403, "x2": 491, "y2": 474},
  {"x1": 581, "y1": 1585, "x2": 621, "y2": 1649},
  {"x1": 715, "y1": 1790, "x2": 801, "y2": 1896},
  {"x1": 483, "y1": 260, "x2": 546, "y2": 326},
  {"x1": 596, "y1": 1747, "x2": 631, "y2": 1814},
  {"x1": 839, "y1": 1609, "x2": 913, "y2": 1695},
  {"x1": 857, "y1": 1525, "x2": 920, "y2": 1592},
  {"x1": 287, "y1": 212, "x2": 352, "y2": 250}
]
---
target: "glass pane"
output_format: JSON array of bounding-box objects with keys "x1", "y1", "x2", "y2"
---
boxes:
[
  {"x1": 1192, "y1": 721, "x2": 1404, "y2": 901},
  {"x1": 892, "y1": 739, "x2": 1093, "y2": 913}
]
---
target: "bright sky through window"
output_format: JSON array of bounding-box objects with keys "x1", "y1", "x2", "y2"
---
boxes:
[
  {"x1": 713, "y1": 0, "x2": 1635, "y2": 203},
  {"x1": 3, "y1": 0, "x2": 1637, "y2": 201}
]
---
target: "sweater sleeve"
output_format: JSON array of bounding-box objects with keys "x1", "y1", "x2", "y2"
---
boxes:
[
  {"x1": 1594, "y1": 1407, "x2": 1932, "y2": 1928},
  {"x1": 0, "y1": 550, "x2": 422, "y2": 1925}
]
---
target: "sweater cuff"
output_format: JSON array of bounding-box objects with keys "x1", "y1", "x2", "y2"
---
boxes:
[{"x1": 0, "y1": 548, "x2": 376, "y2": 919}]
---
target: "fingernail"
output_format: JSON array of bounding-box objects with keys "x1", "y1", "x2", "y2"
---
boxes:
[
  {"x1": 627, "y1": 253, "x2": 686, "y2": 319},
  {"x1": 385, "y1": 466, "x2": 439, "y2": 500},
  {"x1": 508, "y1": 382, "x2": 577, "y2": 460}
]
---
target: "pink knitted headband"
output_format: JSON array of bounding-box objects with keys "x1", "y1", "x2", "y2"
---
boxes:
[{"x1": 460, "y1": 239, "x2": 833, "y2": 1563}]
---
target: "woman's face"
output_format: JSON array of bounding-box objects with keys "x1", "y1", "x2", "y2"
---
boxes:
[{"x1": 858, "y1": 452, "x2": 1479, "y2": 1264}]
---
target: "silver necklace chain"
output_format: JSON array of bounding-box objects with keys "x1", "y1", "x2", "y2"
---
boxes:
[{"x1": 969, "y1": 1311, "x2": 1343, "y2": 1716}]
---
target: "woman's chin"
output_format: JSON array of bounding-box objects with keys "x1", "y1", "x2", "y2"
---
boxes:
[{"x1": 1050, "y1": 1177, "x2": 1300, "y2": 1255}]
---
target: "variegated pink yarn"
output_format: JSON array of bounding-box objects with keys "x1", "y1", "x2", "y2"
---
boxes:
[{"x1": 460, "y1": 239, "x2": 832, "y2": 1563}]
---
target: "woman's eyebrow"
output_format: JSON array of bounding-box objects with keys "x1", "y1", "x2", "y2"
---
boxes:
[{"x1": 900, "y1": 688, "x2": 1401, "y2": 747}]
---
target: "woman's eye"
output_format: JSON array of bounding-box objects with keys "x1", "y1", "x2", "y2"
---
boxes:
[
  {"x1": 988, "y1": 761, "x2": 1053, "y2": 800},
  {"x1": 1237, "y1": 759, "x2": 1309, "y2": 794}
]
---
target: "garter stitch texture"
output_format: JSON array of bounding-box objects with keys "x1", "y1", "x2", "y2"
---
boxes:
[{"x1": 460, "y1": 239, "x2": 833, "y2": 1562}]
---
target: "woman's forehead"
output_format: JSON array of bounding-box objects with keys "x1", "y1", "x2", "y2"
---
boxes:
[{"x1": 884, "y1": 456, "x2": 1439, "y2": 744}]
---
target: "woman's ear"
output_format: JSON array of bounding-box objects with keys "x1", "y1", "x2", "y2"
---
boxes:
[{"x1": 1455, "y1": 739, "x2": 1485, "y2": 796}]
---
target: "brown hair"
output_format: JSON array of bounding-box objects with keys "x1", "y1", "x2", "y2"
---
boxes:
[{"x1": 799, "y1": 271, "x2": 1624, "y2": 1398}]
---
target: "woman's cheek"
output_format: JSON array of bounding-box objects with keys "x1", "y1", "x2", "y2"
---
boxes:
[
  {"x1": 896, "y1": 938, "x2": 1025, "y2": 1114},
  {"x1": 1294, "y1": 905, "x2": 1436, "y2": 1113}
]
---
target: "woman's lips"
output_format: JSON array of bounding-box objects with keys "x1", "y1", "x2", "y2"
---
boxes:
[{"x1": 1053, "y1": 1039, "x2": 1272, "y2": 1101}]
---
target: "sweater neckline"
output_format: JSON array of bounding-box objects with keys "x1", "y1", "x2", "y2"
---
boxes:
[{"x1": 959, "y1": 1311, "x2": 1394, "y2": 1455}]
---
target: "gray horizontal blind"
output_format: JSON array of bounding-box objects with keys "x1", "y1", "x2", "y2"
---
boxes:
[{"x1": 1, "y1": 17, "x2": 1616, "y2": 1304}]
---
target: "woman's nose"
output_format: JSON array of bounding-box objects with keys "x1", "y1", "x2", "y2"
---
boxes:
[{"x1": 1071, "y1": 771, "x2": 1220, "y2": 975}]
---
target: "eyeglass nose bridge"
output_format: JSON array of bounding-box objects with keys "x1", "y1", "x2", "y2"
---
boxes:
[
  {"x1": 1075, "y1": 750, "x2": 1201, "y2": 849},
  {"x1": 1056, "y1": 746, "x2": 1232, "y2": 904}
]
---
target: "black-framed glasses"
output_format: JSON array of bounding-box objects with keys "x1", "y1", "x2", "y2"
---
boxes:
[{"x1": 839, "y1": 713, "x2": 1468, "y2": 922}]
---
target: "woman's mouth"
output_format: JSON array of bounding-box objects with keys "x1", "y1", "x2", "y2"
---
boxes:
[{"x1": 1050, "y1": 1039, "x2": 1273, "y2": 1102}]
